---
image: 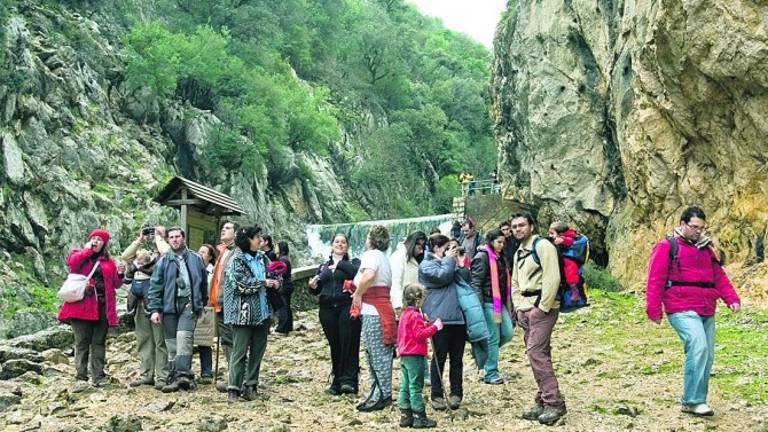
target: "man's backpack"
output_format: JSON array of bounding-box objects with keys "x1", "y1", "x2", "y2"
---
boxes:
[{"x1": 529, "y1": 235, "x2": 589, "y2": 312}]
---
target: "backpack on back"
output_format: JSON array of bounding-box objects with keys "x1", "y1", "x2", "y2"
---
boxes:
[{"x1": 530, "y1": 235, "x2": 589, "y2": 312}]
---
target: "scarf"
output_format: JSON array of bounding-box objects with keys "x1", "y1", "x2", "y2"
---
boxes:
[
  {"x1": 486, "y1": 244, "x2": 512, "y2": 323},
  {"x1": 673, "y1": 227, "x2": 712, "y2": 249}
]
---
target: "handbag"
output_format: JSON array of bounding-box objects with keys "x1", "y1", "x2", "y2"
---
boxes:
[{"x1": 57, "y1": 261, "x2": 101, "y2": 303}]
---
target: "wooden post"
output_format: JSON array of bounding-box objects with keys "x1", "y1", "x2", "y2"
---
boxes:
[{"x1": 180, "y1": 188, "x2": 189, "y2": 234}]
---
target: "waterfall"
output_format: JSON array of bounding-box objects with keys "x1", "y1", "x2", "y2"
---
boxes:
[{"x1": 306, "y1": 214, "x2": 457, "y2": 261}]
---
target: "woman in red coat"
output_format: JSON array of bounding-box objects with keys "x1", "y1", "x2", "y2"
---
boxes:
[{"x1": 58, "y1": 228, "x2": 121, "y2": 386}]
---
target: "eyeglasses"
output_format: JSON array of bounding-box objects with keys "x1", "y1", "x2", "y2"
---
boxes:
[
  {"x1": 685, "y1": 222, "x2": 706, "y2": 231},
  {"x1": 510, "y1": 223, "x2": 528, "y2": 229}
]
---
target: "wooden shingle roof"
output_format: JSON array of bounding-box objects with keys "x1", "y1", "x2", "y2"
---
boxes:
[{"x1": 153, "y1": 176, "x2": 246, "y2": 216}]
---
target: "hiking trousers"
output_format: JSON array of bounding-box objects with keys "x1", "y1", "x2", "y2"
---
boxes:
[
  {"x1": 135, "y1": 301, "x2": 169, "y2": 384},
  {"x1": 399, "y1": 355, "x2": 426, "y2": 412},
  {"x1": 517, "y1": 307, "x2": 564, "y2": 407},
  {"x1": 275, "y1": 283, "x2": 294, "y2": 334},
  {"x1": 228, "y1": 323, "x2": 269, "y2": 390},
  {"x1": 430, "y1": 324, "x2": 466, "y2": 399},
  {"x1": 668, "y1": 311, "x2": 715, "y2": 405},
  {"x1": 215, "y1": 311, "x2": 233, "y2": 363},
  {"x1": 162, "y1": 298, "x2": 197, "y2": 380},
  {"x1": 70, "y1": 302, "x2": 108, "y2": 383},
  {"x1": 479, "y1": 303, "x2": 514, "y2": 382},
  {"x1": 319, "y1": 304, "x2": 361, "y2": 391}
]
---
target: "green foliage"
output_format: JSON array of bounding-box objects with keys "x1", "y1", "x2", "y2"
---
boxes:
[
  {"x1": 584, "y1": 262, "x2": 623, "y2": 292},
  {"x1": 122, "y1": 0, "x2": 495, "y2": 216}
]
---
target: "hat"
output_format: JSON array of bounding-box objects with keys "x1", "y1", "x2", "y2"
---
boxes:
[{"x1": 88, "y1": 228, "x2": 110, "y2": 244}]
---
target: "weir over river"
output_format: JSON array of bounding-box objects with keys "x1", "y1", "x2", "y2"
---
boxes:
[{"x1": 305, "y1": 213, "x2": 456, "y2": 261}]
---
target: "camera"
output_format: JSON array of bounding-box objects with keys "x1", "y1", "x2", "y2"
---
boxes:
[
  {"x1": 457, "y1": 246, "x2": 465, "y2": 255},
  {"x1": 142, "y1": 226, "x2": 155, "y2": 236}
]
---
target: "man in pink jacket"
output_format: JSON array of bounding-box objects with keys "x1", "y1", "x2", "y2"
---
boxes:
[{"x1": 646, "y1": 206, "x2": 741, "y2": 417}]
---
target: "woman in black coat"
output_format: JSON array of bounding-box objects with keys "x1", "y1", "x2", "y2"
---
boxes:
[{"x1": 308, "y1": 233, "x2": 361, "y2": 395}]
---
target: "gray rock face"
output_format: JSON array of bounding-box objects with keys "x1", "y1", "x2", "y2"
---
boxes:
[
  {"x1": 1, "y1": 131, "x2": 25, "y2": 185},
  {"x1": 8, "y1": 326, "x2": 74, "y2": 351},
  {"x1": 492, "y1": 0, "x2": 768, "y2": 285}
]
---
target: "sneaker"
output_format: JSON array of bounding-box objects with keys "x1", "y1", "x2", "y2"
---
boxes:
[
  {"x1": 273, "y1": 331, "x2": 288, "y2": 337},
  {"x1": 431, "y1": 397, "x2": 447, "y2": 411},
  {"x1": 681, "y1": 403, "x2": 714, "y2": 416},
  {"x1": 447, "y1": 395, "x2": 462, "y2": 410},
  {"x1": 92, "y1": 376, "x2": 110, "y2": 387},
  {"x1": 538, "y1": 405, "x2": 567, "y2": 426},
  {"x1": 161, "y1": 381, "x2": 181, "y2": 393},
  {"x1": 130, "y1": 377, "x2": 154, "y2": 387},
  {"x1": 522, "y1": 403, "x2": 545, "y2": 420},
  {"x1": 484, "y1": 376, "x2": 504, "y2": 385}
]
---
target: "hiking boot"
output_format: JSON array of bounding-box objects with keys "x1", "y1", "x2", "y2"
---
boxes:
[
  {"x1": 431, "y1": 397, "x2": 447, "y2": 411},
  {"x1": 681, "y1": 403, "x2": 714, "y2": 416},
  {"x1": 273, "y1": 331, "x2": 288, "y2": 338},
  {"x1": 399, "y1": 408, "x2": 413, "y2": 427},
  {"x1": 177, "y1": 377, "x2": 193, "y2": 391},
  {"x1": 199, "y1": 374, "x2": 213, "y2": 384},
  {"x1": 447, "y1": 395, "x2": 462, "y2": 410},
  {"x1": 92, "y1": 376, "x2": 110, "y2": 387},
  {"x1": 412, "y1": 410, "x2": 437, "y2": 428},
  {"x1": 130, "y1": 377, "x2": 154, "y2": 387},
  {"x1": 242, "y1": 385, "x2": 258, "y2": 401},
  {"x1": 216, "y1": 382, "x2": 228, "y2": 393},
  {"x1": 227, "y1": 390, "x2": 239, "y2": 403},
  {"x1": 161, "y1": 381, "x2": 181, "y2": 393},
  {"x1": 484, "y1": 376, "x2": 504, "y2": 385},
  {"x1": 522, "y1": 403, "x2": 545, "y2": 420},
  {"x1": 538, "y1": 405, "x2": 567, "y2": 425},
  {"x1": 325, "y1": 385, "x2": 341, "y2": 396},
  {"x1": 340, "y1": 384, "x2": 357, "y2": 395}
]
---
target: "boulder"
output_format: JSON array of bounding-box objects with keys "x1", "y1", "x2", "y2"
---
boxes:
[
  {"x1": 1, "y1": 131, "x2": 25, "y2": 186},
  {"x1": 0, "y1": 346, "x2": 45, "y2": 363},
  {"x1": 9, "y1": 326, "x2": 74, "y2": 352},
  {"x1": 0, "y1": 359, "x2": 43, "y2": 380}
]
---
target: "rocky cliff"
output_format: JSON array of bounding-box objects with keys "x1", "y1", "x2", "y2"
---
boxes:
[
  {"x1": 492, "y1": 0, "x2": 768, "y2": 292},
  {"x1": 0, "y1": 2, "x2": 355, "y2": 337}
]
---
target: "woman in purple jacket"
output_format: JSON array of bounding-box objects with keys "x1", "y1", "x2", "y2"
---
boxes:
[{"x1": 646, "y1": 206, "x2": 741, "y2": 417}]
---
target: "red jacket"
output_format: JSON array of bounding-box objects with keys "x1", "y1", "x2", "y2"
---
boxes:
[
  {"x1": 397, "y1": 307, "x2": 438, "y2": 356},
  {"x1": 646, "y1": 236, "x2": 740, "y2": 321},
  {"x1": 58, "y1": 248, "x2": 121, "y2": 327}
]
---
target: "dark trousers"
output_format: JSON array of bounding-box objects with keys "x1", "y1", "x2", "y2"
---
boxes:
[
  {"x1": 319, "y1": 305, "x2": 361, "y2": 390},
  {"x1": 215, "y1": 311, "x2": 233, "y2": 363},
  {"x1": 198, "y1": 346, "x2": 213, "y2": 376},
  {"x1": 228, "y1": 324, "x2": 269, "y2": 390},
  {"x1": 70, "y1": 303, "x2": 108, "y2": 382},
  {"x1": 275, "y1": 284, "x2": 294, "y2": 334},
  {"x1": 430, "y1": 324, "x2": 466, "y2": 399},
  {"x1": 517, "y1": 308, "x2": 564, "y2": 407}
]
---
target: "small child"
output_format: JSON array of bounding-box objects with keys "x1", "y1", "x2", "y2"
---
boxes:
[
  {"x1": 397, "y1": 284, "x2": 443, "y2": 428},
  {"x1": 548, "y1": 222, "x2": 581, "y2": 297}
]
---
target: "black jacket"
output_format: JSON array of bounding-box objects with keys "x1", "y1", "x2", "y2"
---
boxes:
[
  {"x1": 470, "y1": 249, "x2": 510, "y2": 305},
  {"x1": 309, "y1": 256, "x2": 361, "y2": 308}
]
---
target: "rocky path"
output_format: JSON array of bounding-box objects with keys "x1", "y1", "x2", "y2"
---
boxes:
[{"x1": 1, "y1": 291, "x2": 766, "y2": 431}]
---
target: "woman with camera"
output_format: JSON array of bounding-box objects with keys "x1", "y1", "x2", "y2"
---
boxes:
[
  {"x1": 389, "y1": 231, "x2": 427, "y2": 314},
  {"x1": 308, "y1": 233, "x2": 362, "y2": 395},
  {"x1": 419, "y1": 234, "x2": 466, "y2": 410},
  {"x1": 58, "y1": 229, "x2": 122, "y2": 386},
  {"x1": 121, "y1": 226, "x2": 171, "y2": 389}
]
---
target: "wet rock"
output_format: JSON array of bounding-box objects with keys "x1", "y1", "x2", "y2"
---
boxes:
[
  {"x1": 6, "y1": 309, "x2": 56, "y2": 339},
  {"x1": 15, "y1": 370, "x2": 43, "y2": 385},
  {"x1": 2, "y1": 130, "x2": 26, "y2": 185},
  {"x1": 196, "y1": 415, "x2": 228, "y2": 432},
  {"x1": 0, "y1": 391, "x2": 22, "y2": 411},
  {"x1": 102, "y1": 414, "x2": 143, "y2": 432},
  {"x1": 0, "y1": 359, "x2": 44, "y2": 379}
]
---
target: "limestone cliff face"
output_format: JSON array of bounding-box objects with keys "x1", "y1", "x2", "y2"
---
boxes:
[
  {"x1": 492, "y1": 0, "x2": 768, "y2": 290},
  {"x1": 0, "y1": 2, "x2": 352, "y2": 336}
]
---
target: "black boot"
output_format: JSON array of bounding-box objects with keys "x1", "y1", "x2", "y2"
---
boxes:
[
  {"x1": 412, "y1": 410, "x2": 436, "y2": 428},
  {"x1": 399, "y1": 408, "x2": 413, "y2": 427},
  {"x1": 242, "y1": 384, "x2": 258, "y2": 401},
  {"x1": 227, "y1": 390, "x2": 239, "y2": 403}
]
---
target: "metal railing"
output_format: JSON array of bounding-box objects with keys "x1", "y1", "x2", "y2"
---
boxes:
[{"x1": 460, "y1": 179, "x2": 500, "y2": 196}]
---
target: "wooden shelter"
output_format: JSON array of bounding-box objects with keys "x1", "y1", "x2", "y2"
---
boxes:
[{"x1": 154, "y1": 176, "x2": 246, "y2": 250}]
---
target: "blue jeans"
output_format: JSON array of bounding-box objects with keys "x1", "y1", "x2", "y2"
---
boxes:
[
  {"x1": 477, "y1": 303, "x2": 514, "y2": 381},
  {"x1": 668, "y1": 311, "x2": 715, "y2": 405}
]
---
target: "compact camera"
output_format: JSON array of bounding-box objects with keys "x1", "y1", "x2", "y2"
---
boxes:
[{"x1": 142, "y1": 226, "x2": 155, "y2": 236}]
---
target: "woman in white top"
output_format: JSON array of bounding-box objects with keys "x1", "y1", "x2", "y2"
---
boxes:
[
  {"x1": 351, "y1": 225, "x2": 395, "y2": 412},
  {"x1": 389, "y1": 231, "x2": 428, "y2": 313}
]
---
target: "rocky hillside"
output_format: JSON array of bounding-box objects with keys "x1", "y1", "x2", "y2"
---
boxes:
[{"x1": 491, "y1": 0, "x2": 768, "y2": 292}]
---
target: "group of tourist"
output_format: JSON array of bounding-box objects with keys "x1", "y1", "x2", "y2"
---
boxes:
[
  {"x1": 57, "y1": 222, "x2": 295, "y2": 402},
  {"x1": 56, "y1": 205, "x2": 741, "y2": 426}
]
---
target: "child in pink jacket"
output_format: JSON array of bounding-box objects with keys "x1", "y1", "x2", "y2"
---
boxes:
[{"x1": 397, "y1": 284, "x2": 443, "y2": 428}]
